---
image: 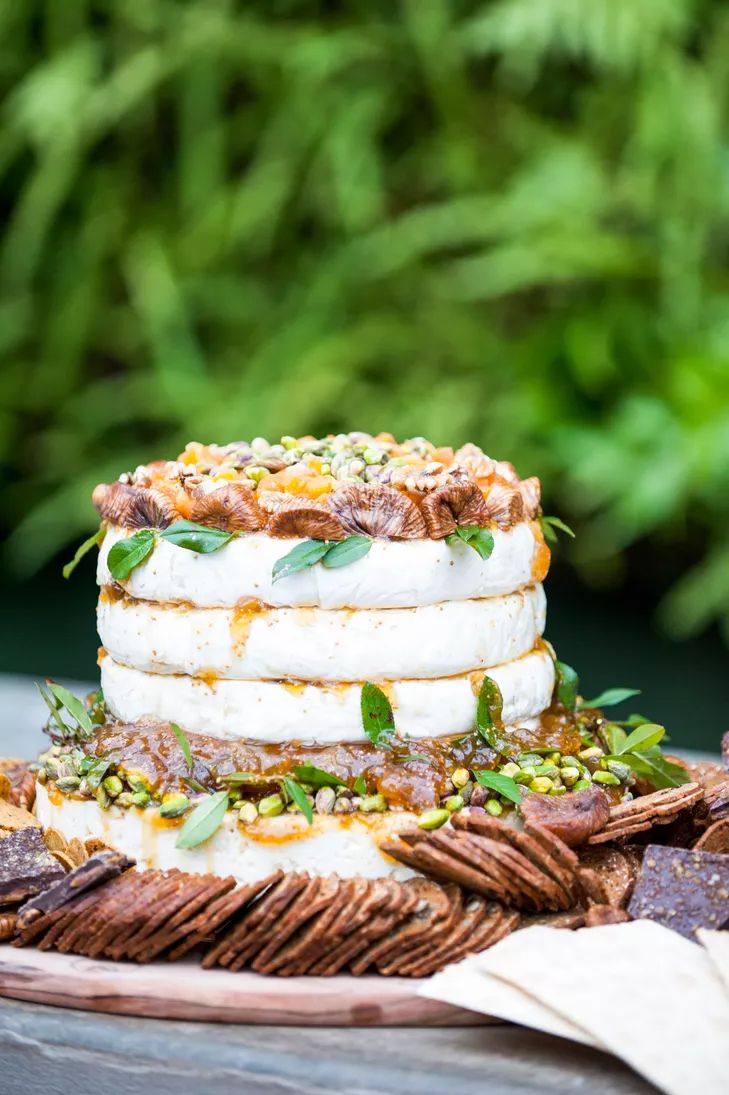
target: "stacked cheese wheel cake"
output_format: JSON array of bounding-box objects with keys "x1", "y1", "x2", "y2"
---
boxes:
[{"x1": 35, "y1": 432, "x2": 577, "y2": 883}]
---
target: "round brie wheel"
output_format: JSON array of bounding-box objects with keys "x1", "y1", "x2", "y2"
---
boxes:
[
  {"x1": 100, "y1": 645, "x2": 555, "y2": 743},
  {"x1": 98, "y1": 521, "x2": 547, "y2": 609},
  {"x1": 97, "y1": 586, "x2": 546, "y2": 683},
  {"x1": 34, "y1": 782, "x2": 418, "y2": 884}
]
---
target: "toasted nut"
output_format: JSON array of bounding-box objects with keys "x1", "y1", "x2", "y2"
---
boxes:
[
  {"x1": 499, "y1": 762, "x2": 520, "y2": 779},
  {"x1": 529, "y1": 777, "x2": 554, "y2": 794},
  {"x1": 515, "y1": 767, "x2": 537, "y2": 784},
  {"x1": 95, "y1": 785, "x2": 110, "y2": 809},
  {"x1": 573, "y1": 779, "x2": 592, "y2": 791},
  {"x1": 548, "y1": 786, "x2": 567, "y2": 796},
  {"x1": 333, "y1": 797, "x2": 352, "y2": 814},
  {"x1": 578, "y1": 746, "x2": 603, "y2": 761},
  {"x1": 314, "y1": 787, "x2": 336, "y2": 814},
  {"x1": 444, "y1": 795, "x2": 465, "y2": 813},
  {"x1": 451, "y1": 768, "x2": 470, "y2": 789},
  {"x1": 533, "y1": 763, "x2": 559, "y2": 778},
  {"x1": 159, "y1": 793, "x2": 190, "y2": 818},
  {"x1": 546, "y1": 752, "x2": 562, "y2": 765},
  {"x1": 56, "y1": 776, "x2": 81, "y2": 793},
  {"x1": 605, "y1": 760, "x2": 632, "y2": 782},
  {"x1": 417, "y1": 808, "x2": 451, "y2": 830},
  {"x1": 518, "y1": 753, "x2": 543, "y2": 768},
  {"x1": 485, "y1": 798, "x2": 503, "y2": 816},
  {"x1": 258, "y1": 793, "x2": 285, "y2": 817},
  {"x1": 115, "y1": 792, "x2": 134, "y2": 808},
  {"x1": 131, "y1": 790, "x2": 150, "y2": 807},
  {"x1": 560, "y1": 766, "x2": 581, "y2": 786},
  {"x1": 238, "y1": 802, "x2": 259, "y2": 825}
]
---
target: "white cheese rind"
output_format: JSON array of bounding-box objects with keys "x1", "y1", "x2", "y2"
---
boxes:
[
  {"x1": 34, "y1": 782, "x2": 417, "y2": 883},
  {"x1": 97, "y1": 586, "x2": 546, "y2": 682},
  {"x1": 97, "y1": 522, "x2": 542, "y2": 609},
  {"x1": 100, "y1": 647, "x2": 555, "y2": 743}
]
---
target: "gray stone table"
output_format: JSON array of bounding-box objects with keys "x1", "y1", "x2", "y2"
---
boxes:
[{"x1": 0, "y1": 674, "x2": 658, "y2": 1095}]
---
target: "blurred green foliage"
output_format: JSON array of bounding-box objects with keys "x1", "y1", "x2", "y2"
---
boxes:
[{"x1": 2, "y1": 0, "x2": 729, "y2": 640}]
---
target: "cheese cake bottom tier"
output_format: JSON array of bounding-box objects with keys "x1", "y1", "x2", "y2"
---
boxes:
[
  {"x1": 100, "y1": 645, "x2": 556, "y2": 743},
  {"x1": 35, "y1": 782, "x2": 418, "y2": 884}
]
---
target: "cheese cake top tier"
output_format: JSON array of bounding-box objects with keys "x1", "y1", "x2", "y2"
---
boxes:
[{"x1": 92, "y1": 432, "x2": 542, "y2": 541}]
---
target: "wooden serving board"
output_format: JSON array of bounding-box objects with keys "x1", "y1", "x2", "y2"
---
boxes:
[{"x1": 0, "y1": 945, "x2": 490, "y2": 1026}]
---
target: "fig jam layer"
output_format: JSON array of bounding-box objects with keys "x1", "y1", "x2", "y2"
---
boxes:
[{"x1": 88, "y1": 708, "x2": 581, "y2": 812}]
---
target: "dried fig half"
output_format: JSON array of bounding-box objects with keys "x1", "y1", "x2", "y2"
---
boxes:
[
  {"x1": 483, "y1": 483, "x2": 525, "y2": 529},
  {"x1": 267, "y1": 497, "x2": 346, "y2": 540},
  {"x1": 188, "y1": 483, "x2": 264, "y2": 532},
  {"x1": 329, "y1": 482, "x2": 427, "y2": 539},
  {"x1": 93, "y1": 481, "x2": 177, "y2": 529},
  {"x1": 520, "y1": 787, "x2": 611, "y2": 848},
  {"x1": 420, "y1": 482, "x2": 491, "y2": 539}
]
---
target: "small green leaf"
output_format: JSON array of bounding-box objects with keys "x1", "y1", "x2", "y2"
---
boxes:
[
  {"x1": 353, "y1": 774, "x2": 367, "y2": 795},
  {"x1": 46, "y1": 681, "x2": 94, "y2": 736},
  {"x1": 85, "y1": 757, "x2": 112, "y2": 792},
  {"x1": 321, "y1": 535, "x2": 372, "y2": 568},
  {"x1": 446, "y1": 525, "x2": 495, "y2": 561},
  {"x1": 615, "y1": 752, "x2": 690, "y2": 790},
  {"x1": 473, "y1": 770, "x2": 524, "y2": 805},
  {"x1": 292, "y1": 764, "x2": 346, "y2": 789},
  {"x1": 620, "y1": 713, "x2": 652, "y2": 728},
  {"x1": 360, "y1": 682, "x2": 395, "y2": 749},
  {"x1": 36, "y1": 683, "x2": 70, "y2": 737},
  {"x1": 399, "y1": 753, "x2": 429, "y2": 763},
  {"x1": 618, "y1": 722, "x2": 666, "y2": 755},
  {"x1": 476, "y1": 675, "x2": 504, "y2": 749},
  {"x1": 175, "y1": 789, "x2": 229, "y2": 849},
  {"x1": 170, "y1": 723, "x2": 193, "y2": 771},
  {"x1": 539, "y1": 515, "x2": 575, "y2": 541},
  {"x1": 555, "y1": 661, "x2": 579, "y2": 711},
  {"x1": 281, "y1": 777, "x2": 314, "y2": 824},
  {"x1": 184, "y1": 776, "x2": 210, "y2": 795},
  {"x1": 604, "y1": 723, "x2": 627, "y2": 754},
  {"x1": 219, "y1": 771, "x2": 269, "y2": 784},
  {"x1": 580, "y1": 687, "x2": 641, "y2": 709},
  {"x1": 107, "y1": 529, "x2": 155, "y2": 580},
  {"x1": 272, "y1": 539, "x2": 330, "y2": 582},
  {"x1": 160, "y1": 519, "x2": 234, "y2": 554},
  {"x1": 63, "y1": 527, "x2": 105, "y2": 579}
]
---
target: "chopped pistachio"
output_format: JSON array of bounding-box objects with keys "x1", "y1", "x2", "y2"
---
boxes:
[
  {"x1": 485, "y1": 798, "x2": 503, "y2": 816},
  {"x1": 258, "y1": 793, "x2": 285, "y2": 817},
  {"x1": 529, "y1": 776, "x2": 554, "y2": 794},
  {"x1": 314, "y1": 787, "x2": 336, "y2": 814},
  {"x1": 103, "y1": 775, "x2": 124, "y2": 798},
  {"x1": 360, "y1": 794, "x2": 387, "y2": 813},
  {"x1": 533, "y1": 763, "x2": 559, "y2": 778},
  {"x1": 131, "y1": 789, "x2": 150, "y2": 807},
  {"x1": 559, "y1": 766, "x2": 581, "y2": 787},
  {"x1": 545, "y1": 752, "x2": 562, "y2": 765},
  {"x1": 561, "y1": 755, "x2": 581, "y2": 767},
  {"x1": 499, "y1": 761, "x2": 520, "y2": 779},
  {"x1": 417, "y1": 808, "x2": 450, "y2": 830},
  {"x1": 159, "y1": 793, "x2": 190, "y2": 818},
  {"x1": 333, "y1": 797, "x2": 352, "y2": 814},
  {"x1": 548, "y1": 785, "x2": 567, "y2": 796},
  {"x1": 578, "y1": 746, "x2": 603, "y2": 761},
  {"x1": 605, "y1": 760, "x2": 632, "y2": 782},
  {"x1": 115, "y1": 792, "x2": 134, "y2": 808},
  {"x1": 245, "y1": 466, "x2": 268, "y2": 483},
  {"x1": 444, "y1": 794, "x2": 465, "y2": 813},
  {"x1": 572, "y1": 778, "x2": 592, "y2": 792},
  {"x1": 56, "y1": 775, "x2": 81, "y2": 793},
  {"x1": 593, "y1": 770, "x2": 621, "y2": 786},
  {"x1": 95, "y1": 785, "x2": 110, "y2": 810},
  {"x1": 514, "y1": 767, "x2": 537, "y2": 785},
  {"x1": 451, "y1": 767, "x2": 470, "y2": 789},
  {"x1": 518, "y1": 753, "x2": 543, "y2": 768}
]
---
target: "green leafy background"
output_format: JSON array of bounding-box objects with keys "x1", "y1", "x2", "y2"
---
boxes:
[{"x1": 2, "y1": 0, "x2": 728, "y2": 748}]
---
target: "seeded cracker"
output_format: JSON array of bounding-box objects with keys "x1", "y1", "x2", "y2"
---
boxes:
[
  {"x1": 578, "y1": 846, "x2": 639, "y2": 909},
  {"x1": 378, "y1": 886, "x2": 463, "y2": 976},
  {"x1": 628, "y1": 844, "x2": 729, "y2": 938},
  {"x1": 103, "y1": 872, "x2": 195, "y2": 961},
  {"x1": 118, "y1": 873, "x2": 219, "y2": 962},
  {"x1": 203, "y1": 873, "x2": 308, "y2": 970},
  {"x1": 305, "y1": 879, "x2": 397, "y2": 975},
  {"x1": 399, "y1": 895, "x2": 490, "y2": 976},
  {"x1": 311, "y1": 883, "x2": 417, "y2": 976},
  {"x1": 587, "y1": 783, "x2": 704, "y2": 844},
  {"x1": 252, "y1": 875, "x2": 342, "y2": 974},
  {"x1": 273, "y1": 878, "x2": 358, "y2": 976},
  {"x1": 15, "y1": 850, "x2": 134, "y2": 932},
  {"x1": 132, "y1": 875, "x2": 236, "y2": 962},
  {"x1": 693, "y1": 817, "x2": 729, "y2": 853},
  {"x1": 167, "y1": 871, "x2": 282, "y2": 961},
  {"x1": 351, "y1": 879, "x2": 451, "y2": 975}
]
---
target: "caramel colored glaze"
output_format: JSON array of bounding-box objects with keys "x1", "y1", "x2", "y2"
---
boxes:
[
  {"x1": 230, "y1": 598, "x2": 267, "y2": 649},
  {"x1": 86, "y1": 704, "x2": 582, "y2": 813},
  {"x1": 530, "y1": 520, "x2": 551, "y2": 583},
  {"x1": 194, "y1": 670, "x2": 219, "y2": 688}
]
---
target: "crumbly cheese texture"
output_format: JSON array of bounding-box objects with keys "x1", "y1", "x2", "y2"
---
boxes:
[
  {"x1": 100, "y1": 646, "x2": 554, "y2": 743},
  {"x1": 35, "y1": 782, "x2": 417, "y2": 883},
  {"x1": 97, "y1": 585, "x2": 546, "y2": 682},
  {"x1": 97, "y1": 522, "x2": 546, "y2": 609}
]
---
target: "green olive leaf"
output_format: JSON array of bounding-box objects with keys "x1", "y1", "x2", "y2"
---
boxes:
[
  {"x1": 46, "y1": 681, "x2": 94, "y2": 737},
  {"x1": 617, "y1": 722, "x2": 666, "y2": 755},
  {"x1": 175, "y1": 789, "x2": 230, "y2": 849},
  {"x1": 321, "y1": 535, "x2": 372, "y2": 568},
  {"x1": 612, "y1": 751, "x2": 690, "y2": 790},
  {"x1": 398, "y1": 753, "x2": 429, "y2": 763},
  {"x1": 446, "y1": 525, "x2": 495, "y2": 561},
  {"x1": 281, "y1": 777, "x2": 313, "y2": 824},
  {"x1": 160, "y1": 519, "x2": 234, "y2": 553},
  {"x1": 292, "y1": 764, "x2": 347, "y2": 789},
  {"x1": 579, "y1": 687, "x2": 641, "y2": 709},
  {"x1": 353, "y1": 774, "x2": 367, "y2": 795},
  {"x1": 85, "y1": 756, "x2": 112, "y2": 792},
  {"x1": 272, "y1": 539, "x2": 330, "y2": 582},
  {"x1": 360, "y1": 682, "x2": 395, "y2": 750},
  {"x1": 170, "y1": 722, "x2": 193, "y2": 771},
  {"x1": 539, "y1": 515, "x2": 575, "y2": 543},
  {"x1": 473, "y1": 770, "x2": 524, "y2": 805},
  {"x1": 219, "y1": 771, "x2": 270, "y2": 785},
  {"x1": 107, "y1": 529, "x2": 155, "y2": 580},
  {"x1": 555, "y1": 661, "x2": 579, "y2": 711},
  {"x1": 476, "y1": 675, "x2": 505, "y2": 750},
  {"x1": 63, "y1": 527, "x2": 105, "y2": 579}
]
